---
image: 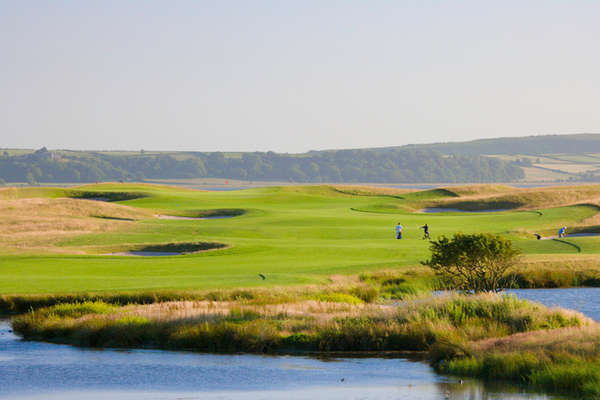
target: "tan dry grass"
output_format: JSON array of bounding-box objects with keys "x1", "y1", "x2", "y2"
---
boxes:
[
  {"x1": 442, "y1": 184, "x2": 515, "y2": 197},
  {"x1": 118, "y1": 300, "x2": 399, "y2": 324},
  {"x1": 0, "y1": 198, "x2": 154, "y2": 252},
  {"x1": 432, "y1": 184, "x2": 600, "y2": 210},
  {"x1": 473, "y1": 324, "x2": 600, "y2": 355},
  {"x1": 331, "y1": 185, "x2": 415, "y2": 197}
]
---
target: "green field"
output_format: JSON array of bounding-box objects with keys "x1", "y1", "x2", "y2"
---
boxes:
[{"x1": 2, "y1": 183, "x2": 600, "y2": 294}]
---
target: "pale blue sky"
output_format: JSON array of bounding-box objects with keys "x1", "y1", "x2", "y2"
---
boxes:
[{"x1": 1, "y1": 1, "x2": 599, "y2": 152}]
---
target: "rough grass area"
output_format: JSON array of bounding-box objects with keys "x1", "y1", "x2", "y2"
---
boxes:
[
  {"x1": 436, "y1": 325, "x2": 600, "y2": 398},
  {"x1": 430, "y1": 185, "x2": 600, "y2": 211},
  {"x1": 11, "y1": 292, "x2": 594, "y2": 398},
  {"x1": 0, "y1": 277, "x2": 402, "y2": 314},
  {"x1": 0, "y1": 197, "x2": 154, "y2": 253},
  {"x1": 13, "y1": 293, "x2": 585, "y2": 353},
  {"x1": 331, "y1": 185, "x2": 413, "y2": 197}
]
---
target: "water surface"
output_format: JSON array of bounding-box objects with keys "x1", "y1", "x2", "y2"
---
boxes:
[{"x1": 509, "y1": 287, "x2": 600, "y2": 321}]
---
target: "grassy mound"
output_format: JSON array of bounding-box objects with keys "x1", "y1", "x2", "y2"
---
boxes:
[{"x1": 0, "y1": 197, "x2": 154, "y2": 253}]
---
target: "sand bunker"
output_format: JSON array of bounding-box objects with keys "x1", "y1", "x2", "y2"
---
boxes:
[
  {"x1": 104, "y1": 241, "x2": 227, "y2": 256},
  {"x1": 108, "y1": 251, "x2": 182, "y2": 256},
  {"x1": 541, "y1": 233, "x2": 600, "y2": 240},
  {"x1": 421, "y1": 208, "x2": 509, "y2": 213},
  {"x1": 157, "y1": 215, "x2": 234, "y2": 220}
]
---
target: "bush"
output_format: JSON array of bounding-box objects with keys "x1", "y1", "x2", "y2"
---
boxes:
[{"x1": 423, "y1": 233, "x2": 520, "y2": 293}]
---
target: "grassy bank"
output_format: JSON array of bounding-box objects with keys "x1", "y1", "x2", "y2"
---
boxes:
[
  {"x1": 11, "y1": 292, "x2": 595, "y2": 397},
  {"x1": 3, "y1": 261, "x2": 600, "y2": 315},
  {"x1": 436, "y1": 325, "x2": 600, "y2": 398},
  {"x1": 0, "y1": 270, "x2": 433, "y2": 314}
]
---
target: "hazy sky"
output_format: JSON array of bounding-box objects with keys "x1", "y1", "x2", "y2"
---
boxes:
[{"x1": 1, "y1": 1, "x2": 599, "y2": 152}]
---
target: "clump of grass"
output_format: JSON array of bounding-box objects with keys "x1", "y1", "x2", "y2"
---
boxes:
[
  {"x1": 313, "y1": 293, "x2": 363, "y2": 305},
  {"x1": 359, "y1": 269, "x2": 438, "y2": 299},
  {"x1": 349, "y1": 286, "x2": 379, "y2": 303},
  {"x1": 40, "y1": 301, "x2": 115, "y2": 318}
]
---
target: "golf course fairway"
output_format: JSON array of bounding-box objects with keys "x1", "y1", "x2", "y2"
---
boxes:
[{"x1": 2, "y1": 183, "x2": 600, "y2": 294}]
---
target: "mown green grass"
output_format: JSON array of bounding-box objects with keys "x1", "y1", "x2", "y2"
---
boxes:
[{"x1": 2, "y1": 183, "x2": 600, "y2": 294}]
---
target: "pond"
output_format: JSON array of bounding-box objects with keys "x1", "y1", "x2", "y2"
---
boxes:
[{"x1": 0, "y1": 318, "x2": 556, "y2": 400}]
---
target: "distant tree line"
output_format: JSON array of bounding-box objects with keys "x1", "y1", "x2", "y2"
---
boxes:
[
  {"x1": 192, "y1": 149, "x2": 523, "y2": 183},
  {"x1": 0, "y1": 147, "x2": 524, "y2": 184}
]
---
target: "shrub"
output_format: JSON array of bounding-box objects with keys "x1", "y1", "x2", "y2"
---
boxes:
[{"x1": 423, "y1": 233, "x2": 520, "y2": 293}]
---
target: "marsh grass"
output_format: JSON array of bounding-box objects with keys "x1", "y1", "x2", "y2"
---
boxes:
[
  {"x1": 12, "y1": 293, "x2": 585, "y2": 354},
  {"x1": 10, "y1": 289, "x2": 598, "y2": 397},
  {"x1": 507, "y1": 259, "x2": 600, "y2": 288},
  {"x1": 359, "y1": 269, "x2": 440, "y2": 299},
  {"x1": 437, "y1": 325, "x2": 600, "y2": 398},
  {"x1": 0, "y1": 282, "x2": 382, "y2": 314}
]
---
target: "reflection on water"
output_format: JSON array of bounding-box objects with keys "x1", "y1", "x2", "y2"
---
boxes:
[{"x1": 0, "y1": 320, "x2": 555, "y2": 400}]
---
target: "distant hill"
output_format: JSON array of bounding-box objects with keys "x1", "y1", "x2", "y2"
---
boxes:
[
  {"x1": 5, "y1": 134, "x2": 600, "y2": 185},
  {"x1": 396, "y1": 134, "x2": 600, "y2": 155}
]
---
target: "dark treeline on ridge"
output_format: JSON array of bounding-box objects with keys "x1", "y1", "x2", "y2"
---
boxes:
[{"x1": 0, "y1": 147, "x2": 524, "y2": 184}]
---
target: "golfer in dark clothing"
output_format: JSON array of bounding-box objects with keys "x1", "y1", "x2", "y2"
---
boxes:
[{"x1": 421, "y1": 224, "x2": 430, "y2": 240}]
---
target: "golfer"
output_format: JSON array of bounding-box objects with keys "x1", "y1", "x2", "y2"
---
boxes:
[
  {"x1": 396, "y1": 222, "x2": 403, "y2": 239},
  {"x1": 421, "y1": 224, "x2": 430, "y2": 240},
  {"x1": 558, "y1": 226, "x2": 567, "y2": 238}
]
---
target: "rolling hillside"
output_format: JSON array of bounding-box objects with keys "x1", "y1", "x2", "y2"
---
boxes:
[{"x1": 4, "y1": 134, "x2": 600, "y2": 184}]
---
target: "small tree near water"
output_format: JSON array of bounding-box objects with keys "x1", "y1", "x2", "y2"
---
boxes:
[{"x1": 423, "y1": 233, "x2": 520, "y2": 293}]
